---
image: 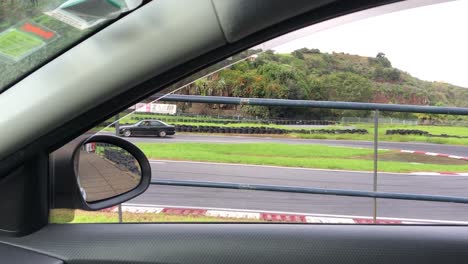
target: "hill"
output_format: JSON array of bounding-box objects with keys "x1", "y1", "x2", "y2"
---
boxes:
[{"x1": 171, "y1": 48, "x2": 468, "y2": 121}]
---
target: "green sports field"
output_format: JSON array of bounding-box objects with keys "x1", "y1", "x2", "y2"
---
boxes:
[{"x1": 0, "y1": 29, "x2": 44, "y2": 60}]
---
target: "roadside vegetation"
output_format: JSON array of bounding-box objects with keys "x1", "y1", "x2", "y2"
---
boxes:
[
  {"x1": 293, "y1": 123, "x2": 468, "y2": 145},
  {"x1": 136, "y1": 143, "x2": 468, "y2": 173},
  {"x1": 161, "y1": 48, "x2": 468, "y2": 121},
  {"x1": 49, "y1": 209, "x2": 259, "y2": 223}
]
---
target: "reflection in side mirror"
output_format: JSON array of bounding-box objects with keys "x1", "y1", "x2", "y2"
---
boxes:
[{"x1": 77, "y1": 142, "x2": 142, "y2": 203}]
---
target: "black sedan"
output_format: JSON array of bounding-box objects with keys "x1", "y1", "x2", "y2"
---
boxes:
[{"x1": 119, "y1": 120, "x2": 175, "y2": 137}]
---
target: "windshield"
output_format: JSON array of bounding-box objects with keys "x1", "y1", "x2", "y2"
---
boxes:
[{"x1": 0, "y1": 0, "x2": 142, "y2": 93}]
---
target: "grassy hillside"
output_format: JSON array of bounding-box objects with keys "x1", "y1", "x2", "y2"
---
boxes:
[{"x1": 172, "y1": 48, "x2": 468, "y2": 121}]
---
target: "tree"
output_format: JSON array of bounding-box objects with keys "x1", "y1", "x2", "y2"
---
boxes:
[
  {"x1": 292, "y1": 50, "x2": 304, "y2": 60},
  {"x1": 374, "y1": 52, "x2": 392, "y2": 68},
  {"x1": 315, "y1": 72, "x2": 373, "y2": 117},
  {"x1": 376, "y1": 52, "x2": 386, "y2": 58},
  {"x1": 373, "y1": 67, "x2": 401, "y2": 82}
]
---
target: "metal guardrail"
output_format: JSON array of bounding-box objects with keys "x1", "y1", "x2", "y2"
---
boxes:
[
  {"x1": 157, "y1": 94, "x2": 468, "y2": 115},
  {"x1": 151, "y1": 179, "x2": 468, "y2": 204},
  {"x1": 145, "y1": 95, "x2": 468, "y2": 223}
]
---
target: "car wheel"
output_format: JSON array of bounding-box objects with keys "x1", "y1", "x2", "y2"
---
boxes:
[
  {"x1": 123, "y1": 130, "x2": 132, "y2": 137},
  {"x1": 158, "y1": 131, "x2": 167, "y2": 137}
]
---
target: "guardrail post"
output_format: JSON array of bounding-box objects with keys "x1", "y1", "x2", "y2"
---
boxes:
[
  {"x1": 373, "y1": 110, "x2": 379, "y2": 223},
  {"x1": 118, "y1": 204, "x2": 123, "y2": 223}
]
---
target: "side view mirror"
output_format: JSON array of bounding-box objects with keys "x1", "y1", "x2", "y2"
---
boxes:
[
  {"x1": 51, "y1": 134, "x2": 151, "y2": 211},
  {"x1": 73, "y1": 135, "x2": 151, "y2": 210}
]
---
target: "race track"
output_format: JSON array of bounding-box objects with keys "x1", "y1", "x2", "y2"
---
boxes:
[{"x1": 129, "y1": 160, "x2": 468, "y2": 221}]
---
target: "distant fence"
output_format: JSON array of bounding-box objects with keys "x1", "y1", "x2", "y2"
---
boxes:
[{"x1": 341, "y1": 117, "x2": 418, "y2": 125}]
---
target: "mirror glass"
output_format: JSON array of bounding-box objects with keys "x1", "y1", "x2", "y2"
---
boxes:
[{"x1": 76, "y1": 142, "x2": 142, "y2": 202}]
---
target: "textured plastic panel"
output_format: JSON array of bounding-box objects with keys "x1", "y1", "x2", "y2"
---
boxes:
[
  {"x1": 212, "y1": 0, "x2": 334, "y2": 42},
  {"x1": 0, "y1": 0, "x2": 225, "y2": 160},
  {"x1": 0, "y1": 242, "x2": 63, "y2": 264},
  {"x1": 3, "y1": 224, "x2": 468, "y2": 264}
]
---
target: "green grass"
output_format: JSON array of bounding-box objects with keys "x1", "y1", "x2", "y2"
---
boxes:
[
  {"x1": 136, "y1": 143, "x2": 468, "y2": 173},
  {"x1": 353, "y1": 123, "x2": 467, "y2": 137},
  {"x1": 49, "y1": 209, "x2": 260, "y2": 223},
  {"x1": 294, "y1": 123, "x2": 467, "y2": 145},
  {"x1": 94, "y1": 126, "x2": 115, "y2": 132},
  {"x1": 0, "y1": 29, "x2": 44, "y2": 59},
  {"x1": 294, "y1": 132, "x2": 468, "y2": 145}
]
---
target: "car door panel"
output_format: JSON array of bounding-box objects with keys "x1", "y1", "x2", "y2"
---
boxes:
[
  {"x1": 0, "y1": 242, "x2": 63, "y2": 264},
  {"x1": 2, "y1": 224, "x2": 467, "y2": 264},
  {"x1": 134, "y1": 124, "x2": 147, "y2": 136},
  {"x1": 136, "y1": 125, "x2": 146, "y2": 136},
  {"x1": 150, "y1": 121, "x2": 163, "y2": 136}
]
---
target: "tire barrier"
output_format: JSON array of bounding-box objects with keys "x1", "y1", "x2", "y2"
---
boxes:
[
  {"x1": 175, "y1": 125, "x2": 368, "y2": 135},
  {"x1": 103, "y1": 148, "x2": 140, "y2": 174},
  {"x1": 290, "y1": 129, "x2": 368, "y2": 135},
  {"x1": 273, "y1": 120, "x2": 336, "y2": 125},
  {"x1": 175, "y1": 125, "x2": 286, "y2": 134},
  {"x1": 386, "y1": 129, "x2": 468, "y2": 138},
  {"x1": 386, "y1": 129, "x2": 430, "y2": 136}
]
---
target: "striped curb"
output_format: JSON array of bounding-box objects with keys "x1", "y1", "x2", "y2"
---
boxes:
[
  {"x1": 99, "y1": 203, "x2": 468, "y2": 225},
  {"x1": 410, "y1": 172, "x2": 468, "y2": 176},
  {"x1": 162, "y1": 207, "x2": 207, "y2": 216},
  {"x1": 400, "y1": 150, "x2": 468, "y2": 161},
  {"x1": 401, "y1": 150, "x2": 467, "y2": 176},
  {"x1": 111, "y1": 205, "x2": 414, "y2": 224},
  {"x1": 109, "y1": 204, "x2": 468, "y2": 225}
]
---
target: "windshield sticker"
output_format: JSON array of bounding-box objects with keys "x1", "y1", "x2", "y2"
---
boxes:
[
  {"x1": 0, "y1": 22, "x2": 58, "y2": 62},
  {"x1": 21, "y1": 23, "x2": 56, "y2": 40}
]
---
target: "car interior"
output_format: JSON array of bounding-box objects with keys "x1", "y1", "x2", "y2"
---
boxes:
[{"x1": 1, "y1": 0, "x2": 468, "y2": 263}]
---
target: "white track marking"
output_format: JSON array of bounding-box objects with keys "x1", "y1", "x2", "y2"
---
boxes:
[
  {"x1": 205, "y1": 210, "x2": 260, "y2": 219},
  {"x1": 121, "y1": 205, "x2": 163, "y2": 213},
  {"x1": 306, "y1": 216, "x2": 355, "y2": 224}
]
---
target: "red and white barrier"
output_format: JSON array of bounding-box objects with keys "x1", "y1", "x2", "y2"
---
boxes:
[
  {"x1": 400, "y1": 150, "x2": 468, "y2": 161},
  {"x1": 105, "y1": 204, "x2": 468, "y2": 225}
]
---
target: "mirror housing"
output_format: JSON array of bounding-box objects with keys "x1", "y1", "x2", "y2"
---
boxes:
[{"x1": 51, "y1": 134, "x2": 151, "y2": 211}]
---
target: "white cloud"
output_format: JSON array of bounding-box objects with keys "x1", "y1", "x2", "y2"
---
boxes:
[{"x1": 274, "y1": 0, "x2": 468, "y2": 88}]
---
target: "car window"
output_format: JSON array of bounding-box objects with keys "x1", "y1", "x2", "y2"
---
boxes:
[
  {"x1": 50, "y1": 0, "x2": 468, "y2": 225},
  {"x1": 0, "y1": 0, "x2": 143, "y2": 93},
  {"x1": 150, "y1": 121, "x2": 163, "y2": 126}
]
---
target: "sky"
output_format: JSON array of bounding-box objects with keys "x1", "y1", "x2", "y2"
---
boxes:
[{"x1": 273, "y1": 0, "x2": 468, "y2": 88}]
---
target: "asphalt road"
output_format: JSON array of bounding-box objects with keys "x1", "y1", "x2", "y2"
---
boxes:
[
  {"x1": 125, "y1": 134, "x2": 468, "y2": 157},
  {"x1": 129, "y1": 160, "x2": 468, "y2": 221}
]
